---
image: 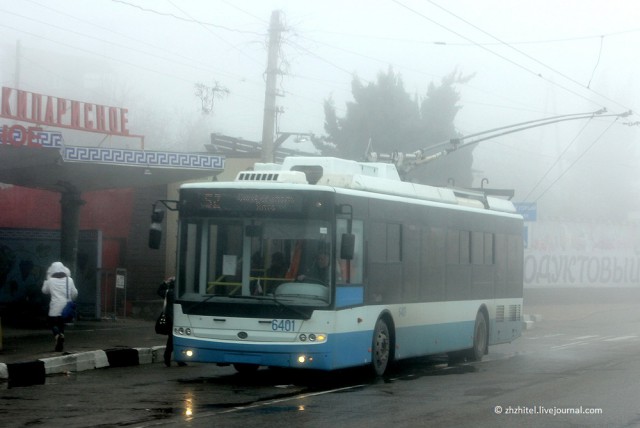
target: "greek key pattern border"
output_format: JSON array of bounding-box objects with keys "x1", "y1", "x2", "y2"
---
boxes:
[
  {"x1": 63, "y1": 147, "x2": 225, "y2": 169},
  {"x1": 37, "y1": 131, "x2": 64, "y2": 148},
  {"x1": 1, "y1": 129, "x2": 225, "y2": 170},
  {"x1": 0, "y1": 130, "x2": 64, "y2": 147}
]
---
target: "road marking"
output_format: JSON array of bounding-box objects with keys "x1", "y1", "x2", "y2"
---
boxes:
[
  {"x1": 526, "y1": 334, "x2": 565, "y2": 340},
  {"x1": 551, "y1": 335, "x2": 639, "y2": 349},
  {"x1": 572, "y1": 335, "x2": 599, "y2": 340},
  {"x1": 551, "y1": 341, "x2": 592, "y2": 349},
  {"x1": 603, "y1": 335, "x2": 638, "y2": 342}
]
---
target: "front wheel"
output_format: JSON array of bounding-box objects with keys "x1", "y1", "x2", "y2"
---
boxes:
[{"x1": 371, "y1": 318, "x2": 391, "y2": 376}]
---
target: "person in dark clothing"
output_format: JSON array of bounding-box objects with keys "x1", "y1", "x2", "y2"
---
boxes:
[
  {"x1": 157, "y1": 277, "x2": 186, "y2": 367},
  {"x1": 265, "y1": 252, "x2": 288, "y2": 294},
  {"x1": 298, "y1": 251, "x2": 330, "y2": 284}
]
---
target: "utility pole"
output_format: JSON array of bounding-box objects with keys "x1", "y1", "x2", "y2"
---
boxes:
[{"x1": 261, "y1": 10, "x2": 283, "y2": 163}]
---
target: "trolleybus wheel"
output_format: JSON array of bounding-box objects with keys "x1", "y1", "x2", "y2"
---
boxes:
[
  {"x1": 233, "y1": 363, "x2": 260, "y2": 373},
  {"x1": 371, "y1": 318, "x2": 391, "y2": 376},
  {"x1": 466, "y1": 311, "x2": 488, "y2": 362}
]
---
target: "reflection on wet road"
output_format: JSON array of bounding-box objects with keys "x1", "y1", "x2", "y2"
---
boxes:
[{"x1": 165, "y1": 356, "x2": 478, "y2": 424}]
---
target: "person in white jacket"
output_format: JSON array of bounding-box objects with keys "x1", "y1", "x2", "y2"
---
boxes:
[{"x1": 41, "y1": 261, "x2": 78, "y2": 352}]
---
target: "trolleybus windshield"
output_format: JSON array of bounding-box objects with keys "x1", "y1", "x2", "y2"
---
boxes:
[{"x1": 177, "y1": 216, "x2": 333, "y2": 307}]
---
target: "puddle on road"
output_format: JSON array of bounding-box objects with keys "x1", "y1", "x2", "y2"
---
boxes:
[{"x1": 166, "y1": 356, "x2": 480, "y2": 420}]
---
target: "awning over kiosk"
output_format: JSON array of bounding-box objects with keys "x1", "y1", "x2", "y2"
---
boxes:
[
  {"x1": 0, "y1": 129, "x2": 225, "y2": 276},
  {"x1": 0, "y1": 131, "x2": 224, "y2": 192}
]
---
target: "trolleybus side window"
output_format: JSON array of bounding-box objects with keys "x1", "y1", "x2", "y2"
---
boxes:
[
  {"x1": 484, "y1": 232, "x2": 495, "y2": 265},
  {"x1": 422, "y1": 226, "x2": 446, "y2": 301}
]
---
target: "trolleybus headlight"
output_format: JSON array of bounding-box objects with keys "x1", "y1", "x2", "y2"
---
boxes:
[
  {"x1": 185, "y1": 328, "x2": 192, "y2": 336},
  {"x1": 297, "y1": 355, "x2": 314, "y2": 364},
  {"x1": 178, "y1": 327, "x2": 185, "y2": 335},
  {"x1": 298, "y1": 333, "x2": 327, "y2": 343},
  {"x1": 183, "y1": 349, "x2": 194, "y2": 357}
]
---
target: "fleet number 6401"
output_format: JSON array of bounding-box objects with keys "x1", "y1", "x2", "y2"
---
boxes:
[{"x1": 272, "y1": 319, "x2": 295, "y2": 332}]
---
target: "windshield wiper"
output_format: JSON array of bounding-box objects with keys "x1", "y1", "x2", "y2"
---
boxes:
[
  {"x1": 228, "y1": 294, "x2": 312, "y2": 319},
  {"x1": 276, "y1": 294, "x2": 328, "y2": 302},
  {"x1": 183, "y1": 293, "x2": 219, "y2": 313}
]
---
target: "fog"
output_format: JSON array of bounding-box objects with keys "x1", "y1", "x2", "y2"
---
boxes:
[{"x1": 1, "y1": 0, "x2": 639, "y2": 224}]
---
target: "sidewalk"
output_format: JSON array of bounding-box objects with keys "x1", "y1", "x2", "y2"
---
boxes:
[{"x1": 0, "y1": 317, "x2": 168, "y2": 385}]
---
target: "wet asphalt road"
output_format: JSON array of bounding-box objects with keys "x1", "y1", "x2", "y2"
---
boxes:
[{"x1": 2, "y1": 286, "x2": 640, "y2": 428}]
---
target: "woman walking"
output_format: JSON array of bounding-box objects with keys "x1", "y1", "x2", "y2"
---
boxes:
[{"x1": 41, "y1": 261, "x2": 78, "y2": 352}]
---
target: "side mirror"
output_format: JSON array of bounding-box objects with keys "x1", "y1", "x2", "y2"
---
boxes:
[
  {"x1": 340, "y1": 233, "x2": 355, "y2": 260},
  {"x1": 148, "y1": 208, "x2": 165, "y2": 249}
]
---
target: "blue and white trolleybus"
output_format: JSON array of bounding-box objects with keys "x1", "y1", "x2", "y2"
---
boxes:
[{"x1": 151, "y1": 156, "x2": 524, "y2": 375}]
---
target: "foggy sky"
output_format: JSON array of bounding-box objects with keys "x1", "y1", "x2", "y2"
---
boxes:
[{"x1": 1, "y1": 0, "x2": 639, "y2": 218}]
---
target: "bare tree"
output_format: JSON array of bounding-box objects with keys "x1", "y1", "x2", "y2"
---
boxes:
[{"x1": 194, "y1": 81, "x2": 229, "y2": 115}]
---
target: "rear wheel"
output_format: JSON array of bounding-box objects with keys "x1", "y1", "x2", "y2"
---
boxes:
[
  {"x1": 465, "y1": 311, "x2": 488, "y2": 361},
  {"x1": 371, "y1": 318, "x2": 391, "y2": 376}
]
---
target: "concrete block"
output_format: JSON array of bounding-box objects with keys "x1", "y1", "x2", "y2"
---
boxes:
[
  {"x1": 135, "y1": 347, "x2": 153, "y2": 365},
  {"x1": 94, "y1": 350, "x2": 110, "y2": 368},
  {"x1": 6, "y1": 361, "x2": 45, "y2": 387},
  {"x1": 0, "y1": 363, "x2": 8, "y2": 379},
  {"x1": 75, "y1": 351, "x2": 97, "y2": 371},
  {"x1": 105, "y1": 348, "x2": 139, "y2": 367},
  {"x1": 42, "y1": 354, "x2": 77, "y2": 375},
  {"x1": 152, "y1": 346, "x2": 165, "y2": 363}
]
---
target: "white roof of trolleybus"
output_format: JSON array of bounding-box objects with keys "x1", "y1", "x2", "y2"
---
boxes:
[{"x1": 181, "y1": 156, "x2": 519, "y2": 216}]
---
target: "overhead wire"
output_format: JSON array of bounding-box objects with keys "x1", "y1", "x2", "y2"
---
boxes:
[
  {"x1": 526, "y1": 117, "x2": 620, "y2": 204},
  {"x1": 520, "y1": 117, "x2": 594, "y2": 202},
  {"x1": 424, "y1": 0, "x2": 637, "y2": 117},
  {"x1": 301, "y1": 26, "x2": 640, "y2": 47},
  {"x1": 412, "y1": 0, "x2": 638, "y2": 202},
  {"x1": 2, "y1": 1, "x2": 349, "y2": 138},
  {"x1": 16, "y1": 0, "x2": 567, "y2": 126},
  {"x1": 110, "y1": 0, "x2": 265, "y2": 36},
  {"x1": 23, "y1": 0, "x2": 259, "y2": 79},
  {"x1": 107, "y1": 1, "x2": 352, "y2": 118},
  {"x1": 391, "y1": 0, "x2": 629, "y2": 115},
  {"x1": 0, "y1": 22, "x2": 198, "y2": 85},
  {"x1": 0, "y1": 2, "x2": 272, "y2": 113},
  {"x1": 0, "y1": 8, "x2": 247, "y2": 82},
  {"x1": 165, "y1": 0, "x2": 264, "y2": 67},
  {"x1": 587, "y1": 36, "x2": 604, "y2": 89},
  {"x1": 6, "y1": 0, "x2": 633, "y2": 152},
  {"x1": 288, "y1": 33, "x2": 554, "y2": 119}
]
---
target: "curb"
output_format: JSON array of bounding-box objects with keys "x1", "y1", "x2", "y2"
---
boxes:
[{"x1": 0, "y1": 345, "x2": 166, "y2": 387}]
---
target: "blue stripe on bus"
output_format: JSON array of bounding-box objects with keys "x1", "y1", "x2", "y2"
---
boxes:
[
  {"x1": 173, "y1": 318, "x2": 489, "y2": 370},
  {"x1": 335, "y1": 285, "x2": 364, "y2": 308}
]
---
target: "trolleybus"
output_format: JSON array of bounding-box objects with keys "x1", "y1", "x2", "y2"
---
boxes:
[{"x1": 150, "y1": 156, "x2": 523, "y2": 375}]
